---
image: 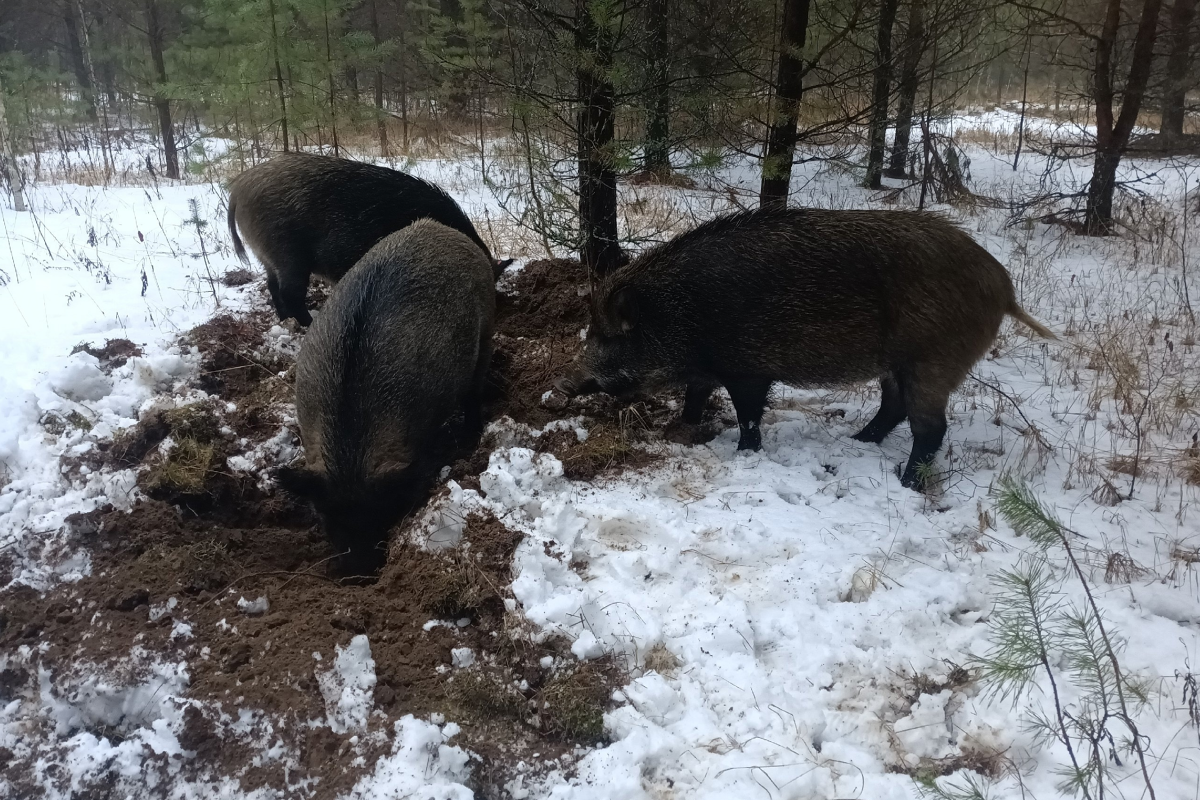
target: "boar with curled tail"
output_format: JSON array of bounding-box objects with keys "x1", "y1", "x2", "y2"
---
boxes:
[
  {"x1": 275, "y1": 220, "x2": 496, "y2": 573},
  {"x1": 227, "y1": 152, "x2": 512, "y2": 325},
  {"x1": 555, "y1": 207, "x2": 1054, "y2": 491}
]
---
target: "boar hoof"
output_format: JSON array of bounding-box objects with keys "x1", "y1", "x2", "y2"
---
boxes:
[
  {"x1": 736, "y1": 426, "x2": 762, "y2": 451},
  {"x1": 851, "y1": 427, "x2": 885, "y2": 444},
  {"x1": 899, "y1": 462, "x2": 934, "y2": 493}
]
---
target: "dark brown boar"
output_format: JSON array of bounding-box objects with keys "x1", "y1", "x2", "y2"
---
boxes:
[
  {"x1": 275, "y1": 219, "x2": 496, "y2": 573},
  {"x1": 226, "y1": 152, "x2": 511, "y2": 325},
  {"x1": 555, "y1": 206, "x2": 1054, "y2": 491}
]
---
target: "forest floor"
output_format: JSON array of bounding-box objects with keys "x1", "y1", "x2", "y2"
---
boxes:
[{"x1": 2, "y1": 111, "x2": 1200, "y2": 799}]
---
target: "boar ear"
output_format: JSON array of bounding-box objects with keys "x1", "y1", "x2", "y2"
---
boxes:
[
  {"x1": 274, "y1": 466, "x2": 327, "y2": 502},
  {"x1": 609, "y1": 286, "x2": 639, "y2": 333},
  {"x1": 493, "y1": 258, "x2": 515, "y2": 279}
]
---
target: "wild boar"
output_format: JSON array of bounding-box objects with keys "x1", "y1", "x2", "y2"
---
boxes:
[
  {"x1": 275, "y1": 219, "x2": 496, "y2": 573},
  {"x1": 555, "y1": 207, "x2": 1054, "y2": 490},
  {"x1": 227, "y1": 152, "x2": 511, "y2": 325}
]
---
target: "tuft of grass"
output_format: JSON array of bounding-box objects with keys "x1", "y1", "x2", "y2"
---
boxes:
[
  {"x1": 66, "y1": 411, "x2": 94, "y2": 432},
  {"x1": 142, "y1": 437, "x2": 215, "y2": 494},
  {"x1": 642, "y1": 643, "x2": 681, "y2": 676},
  {"x1": 447, "y1": 667, "x2": 526, "y2": 721},
  {"x1": 162, "y1": 402, "x2": 223, "y2": 444},
  {"x1": 906, "y1": 662, "x2": 975, "y2": 704},
  {"x1": 540, "y1": 661, "x2": 622, "y2": 743},
  {"x1": 1180, "y1": 453, "x2": 1200, "y2": 486}
]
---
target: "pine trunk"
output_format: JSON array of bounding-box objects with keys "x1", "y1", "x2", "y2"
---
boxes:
[
  {"x1": 865, "y1": 0, "x2": 899, "y2": 189},
  {"x1": 1084, "y1": 0, "x2": 1164, "y2": 234},
  {"x1": 643, "y1": 0, "x2": 671, "y2": 174},
  {"x1": 61, "y1": 4, "x2": 97, "y2": 121},
  {"x1": 267, "y1": 0, "x2": 289, "y2": 152},
  {"x1": 576, "y1": 0, "x2": 620, "y2": 275},
  {"x1": 144, "y1": 0, "x2": 179, "y2": 179},
  {"x1": 0, "y1": 76, "x2": 26, "y2": 212},
  {"x1": 885, "y1": 0, "x2": 924, "y2": 179},
  {"x1": 370, "y1": 0, "x2": 388, "y2": 157},
  {"x1": 74, "y1": 0, "x2": 112, "y2": 175},
  {"x1": 1161, "y1": 0, "x2": 1198, "y2": 138},
  {"x1": 759, "y1": 0, "x2": 812, "y2": 207},
  {"x1": 323, "y1": 0, "x2": 339, "y2": 155}
]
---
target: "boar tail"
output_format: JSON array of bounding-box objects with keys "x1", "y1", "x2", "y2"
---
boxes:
[
  {"x1": 1007, "y1": 302, "x2": 1057, "y2": 340},
  {"x1": 228, "y1": 193, "x2": 248, "y2": 263}
]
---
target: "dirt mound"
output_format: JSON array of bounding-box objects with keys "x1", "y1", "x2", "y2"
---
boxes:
[
  {"x1": 8, "y1": 265, "x2": 672, "y2": 795},
  {"x1": 70, "y1": 338, "x2": 143, "y2": 370},
  {"x1": 2, "y1": 499, "x2": 619, "y2": 795},
  {"x1": 3, "y1": 256, "x2": 745, "y2": 795},
  {"x1": 188, "y1": 311, "x2": 292, "y2": 407}
]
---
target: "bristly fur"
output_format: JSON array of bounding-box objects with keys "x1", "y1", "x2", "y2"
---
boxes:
[
  {"x1": 563, "y1": 206, "x2": 1054, "y2": 491},
  {"x1": 226, "y1": 152, "x2": 506, "y2": 324},
  {"x1": 288, "y1": 219, "x2": 496, "y2": 571}
]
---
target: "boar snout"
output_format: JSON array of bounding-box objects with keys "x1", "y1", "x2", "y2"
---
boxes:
[{"x1": 554, "y1": 372, "x2": 600, "y2": 397}]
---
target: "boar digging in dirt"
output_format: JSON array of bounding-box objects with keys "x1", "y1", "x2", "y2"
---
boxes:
[
  {"x1": 556, "y1": 207, "x2": 1055, "y2": 491},
  {"x1": 275, "y1": 220, "x2": 496, "y2": 573},
  {"x1": 227, "y1": 152, "x2": 512, "y2": 325}
]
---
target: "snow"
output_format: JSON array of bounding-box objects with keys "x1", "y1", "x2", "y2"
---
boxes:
[
  {"x1": 237, "y1": 595, "x2": 270, "y2": 616},
  {"x1": 2, "y1": 117, "x2": 1199, "y2": 797},
  {"x1": 340, "y1": 717, "x2": 473, "y2": 800},
  {"x1": 317, "y1": 635, "x2": 377, "y2": 735}
]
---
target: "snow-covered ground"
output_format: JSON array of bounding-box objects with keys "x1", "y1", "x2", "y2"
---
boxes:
[{"x1": 2, "y1": 116, "x2": 1200, "y2": 799}]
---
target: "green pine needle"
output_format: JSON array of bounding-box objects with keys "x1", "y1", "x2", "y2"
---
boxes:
[{"x1": 995, "y1": 475, "x2": 1064, "y2": 549}]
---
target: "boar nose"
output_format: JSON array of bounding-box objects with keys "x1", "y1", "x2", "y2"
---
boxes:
[{"x1": 554, "y1": 373, "x2": 600, "y2": 396}]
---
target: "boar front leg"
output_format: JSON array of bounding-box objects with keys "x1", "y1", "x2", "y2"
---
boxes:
[
  {"x1": 723, "y1": 376, "x2": 772, "y2": 451},
  {"x1": 681, "y1": 380, "x2": 717, "y2": 425}
]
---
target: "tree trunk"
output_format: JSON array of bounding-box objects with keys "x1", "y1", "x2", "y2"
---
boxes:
[
  {"x1": 268, "y1": 0, "x2": 289, "y2": 152},
  {"x1": 144, "y1": 0, "x2": 179, "y2": 179},
  {"x1": 759, "y1": 0, "x2": 812, "y2": 207},
  {"x1": 399, "y1": 15, "x2": 409, "y2": 152},
  {"x1": 865, "y1": 0, "x2": 900, "y2": 189},
  {"x1": 370, "y1": 0, "x2": 388, "y2": 157},
  {"x1": 440, "y1": 0, "x2": 469, "y2": 116},
  {"x1": 1084, "y1": 0, "x2": 1164, "y2": 234},
  {"x1": 61, "y1": 4, "x2": 96, "y2": 121},
  {"x1": 1013, "y1": 35, "x2": 1030, "y2": 171},
  {"x1": 323, "y1": 0, "x2": 339, "y2": 156},
  {"x1": 576, "y1": 0, "x2": 620, "y2": 275},
  {"x1": 643, "y1": 0, "x2": 671, "y2": 174},
  {"x1": 886, "y1": 0, "x2": 924, "y2": 178},
  {"x1": 74, "y1": 0, "x2": 112, "y2": 175},
  {"x1": 1161, "y1": 0, "x2": 1198, "y2": 138},
  {"x1": 0, "y1": 76, "x2": 26, "y2": 212}
]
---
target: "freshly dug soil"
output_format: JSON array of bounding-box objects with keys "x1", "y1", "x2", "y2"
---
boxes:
[{"x1": 6, "y1": 258, "x2": 726, "y2": 797}]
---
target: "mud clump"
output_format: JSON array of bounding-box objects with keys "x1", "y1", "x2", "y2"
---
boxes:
[
  {"x1": 71, "y1": 338, "x2": 143, "y2": 371},
  {"x1": 221, "y1": 268, "x2": 256, "y2": 287},
  {"x1": 485, "y1": 258, "x2": 590, "y2": 430},
  {"x1": 536, "y1": 423, "x2": 661, "y2": 481},
  {"x1": 189, "y1": 311, "x2": 291, "y2": 407}
]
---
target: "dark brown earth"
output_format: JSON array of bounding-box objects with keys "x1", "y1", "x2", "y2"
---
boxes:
[{"x1": 0, "y1": 259, "x2": 731, "y2": 798}]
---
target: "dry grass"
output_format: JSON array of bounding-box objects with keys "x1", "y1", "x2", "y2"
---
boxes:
[{"x1": 141, "y1": 437, "x2": 216, "y2": 494}]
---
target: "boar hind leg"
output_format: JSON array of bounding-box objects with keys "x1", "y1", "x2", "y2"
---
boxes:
[
  {"x1": 277, "y1": 273, "x2": 313, "y2": 327},
  {"x1": 852, "y1": 372, "x2": 907, "y2": 444},
  {"x1": 724, "y1": 376, "x2": 772, "y2": 451},
  {"x1": 263, "y1": 248, "x2": 314, "y2": 326},
  {"x1": 681, "y1": 380, "x2": 717, "y2": 425},
  {"x1": 898, "y1": 369, "x2": 954, "y2": 491}
]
